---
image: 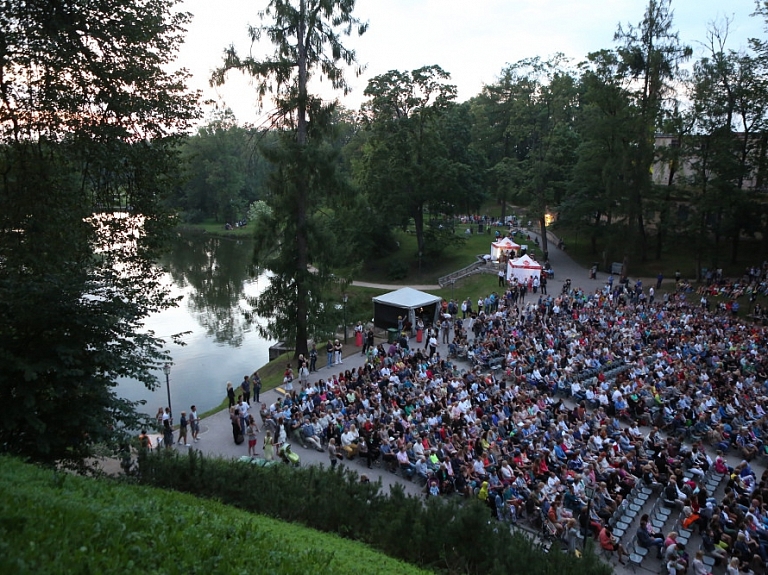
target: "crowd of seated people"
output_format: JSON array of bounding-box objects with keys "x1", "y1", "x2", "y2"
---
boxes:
[{"x1": 258, "y1": 265, "x2": 768, "y2": 566}]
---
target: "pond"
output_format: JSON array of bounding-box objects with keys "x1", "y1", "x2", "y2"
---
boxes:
[{"x1": 118, "y1": 231, "x2": 275, "y2": 416}]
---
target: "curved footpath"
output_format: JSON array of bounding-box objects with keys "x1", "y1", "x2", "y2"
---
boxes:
[{"x1": 106, "y1": 238, "x2": 760, "y2": 574}]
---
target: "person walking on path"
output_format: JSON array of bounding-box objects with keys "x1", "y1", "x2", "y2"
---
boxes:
[
  {"x1": 328, "y1": 438, "x2": 339, "y2": 469},
  {"x1": 177, "y1": 411, "x2": 189, "y2": 447},
  {"x1": 189, "y1": 405, "x2": 200, "y2": 443}
]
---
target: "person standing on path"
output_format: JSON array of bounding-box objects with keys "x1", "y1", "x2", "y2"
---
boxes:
[
  {"x1": 241, "y1": 375, "x2": 251, "y2": 405},
  {"x1": 162, "y1": 407, "x2": 173, "y2": 448},
  {"x1": 189, "y1": 405, "x2": 200, "y2": 443},
  {"x1": 177, "y1": 411, "x2": 188, "y2": 447},
  {"x1": 246, "y1": 415, "x2": 258, "y2": 457},
  {"x1": 251, "y1": 372, "x2": 262, "y2": 403},
  {"x1": 229, "y1": 407, "x2": 241, "y2": 443},
  {"x1": 263, "y1": 431, "x2": 274, "y2": 461},
  {"x1": 226, "y1": 382, "x2": 236, "y2": 409},
  {"x1": 326, "y1": 339, "x2": 333, "y2": 369},
  {"x1": 298, "y1": 360, "x2": 309, "y2": 392},
  {"x1": 237, "y1": 397, "x2": 250, "y2": 435},
  {"x1": 362, "y1": 328, "x2": 374, "y2": 356},
  {"x1": 309, "y1": 344, "x2": 317, "y2": 372},
  {"x1": 540, "y1": 274, "x2": 547, "y2": 295},
  {"x1": 155, "y1": 407, "x2": 164, "y2": 433},
  {"x1": 333, "y1": 339, "x2": 343, "y2": 365}
]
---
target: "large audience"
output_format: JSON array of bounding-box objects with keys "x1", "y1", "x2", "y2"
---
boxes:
[{"x1": 256, "y1": 262, "x2": 768, "y2": 573}]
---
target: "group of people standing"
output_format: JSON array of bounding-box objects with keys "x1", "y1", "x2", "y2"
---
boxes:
[{"x1": 145, "y1": 404, "x2": 200, "y2": 449}]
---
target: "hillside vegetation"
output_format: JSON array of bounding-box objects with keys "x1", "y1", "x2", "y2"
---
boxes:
[{"x1": 0, "y1": 457, "x2": 428, "y2": 575}]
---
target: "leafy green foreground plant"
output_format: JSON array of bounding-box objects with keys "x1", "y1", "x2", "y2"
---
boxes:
[
  {"x1": 0, "y1": 456, "x2": 426, "y2": 575},
  {"x1": 135, "y1": 450, "x2": 611, "y2": 575}
]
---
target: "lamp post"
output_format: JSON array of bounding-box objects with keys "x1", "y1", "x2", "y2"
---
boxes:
[
  {"x1": 342, "y1": 294, "x2": 348, "y2": 345},
  {"x1": 162, "y1": 363, "x2": 172, "y2": 422},
  {"x1": 584, "y1": 483, "x2": 596, "y2": 548}
]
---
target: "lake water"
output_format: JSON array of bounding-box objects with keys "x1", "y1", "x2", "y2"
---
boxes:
[{"x1": 118, "y1": 232, "x2": 275, "y2": 416}]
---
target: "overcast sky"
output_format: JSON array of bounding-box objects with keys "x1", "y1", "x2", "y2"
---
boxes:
[{"x1": 175, "y1": 0, "x2": 765, "y2": 126}]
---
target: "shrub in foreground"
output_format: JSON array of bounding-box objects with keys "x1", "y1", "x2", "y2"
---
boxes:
[{"x1": 136, "y1": 450, "x2": 611, "y2": 575}]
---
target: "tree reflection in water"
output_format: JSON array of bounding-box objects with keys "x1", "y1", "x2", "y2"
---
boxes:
[{"x1": 162, "y1": 231, "x2": 262, "y2": 347}]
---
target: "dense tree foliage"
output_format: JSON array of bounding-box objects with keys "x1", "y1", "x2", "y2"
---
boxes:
[
  {"x1": 175, "y1": 110, "x2": 271, "y2": 224},
  {"x1": 358, "y1": 66, "x2": 479, "y2": 254},
  {"x1": 0, "y1": 0, "x2": 198, "y2": 466},
  {"x1": 474, "y1": 56, "x2": 578, "y2": 256},
  {"x1": 213, "y1": 0, "x2": 367, "y2": 357},
  {"x1": 193, "y1": 0, "x2": 768, "y2": 286}
]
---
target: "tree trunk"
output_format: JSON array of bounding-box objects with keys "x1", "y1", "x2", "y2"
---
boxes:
[
  {"x1": 539, "y1": 215, "x2": 548, "y2": 255},
  {"x1": 414, "y1": 204, "x2": 425, "y2": 258},
  {"x1": 731, "y1": 229, "x2": 740, "y2": 264},
  {"x1": 591, "y1": 211, "x2": 601, "y2": 255},
  {"x1": 293, "y1": 0, "x2": 310, "y2": 359},
  {"x1": 637, "y1": 211, "x2": 647, "y2": 262}
]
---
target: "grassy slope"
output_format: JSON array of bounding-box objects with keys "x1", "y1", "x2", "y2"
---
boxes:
[{"x1": 0, "y1": 457, "x2": 428, "y2": 575}]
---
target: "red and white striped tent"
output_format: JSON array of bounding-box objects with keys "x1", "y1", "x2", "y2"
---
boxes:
[
  {"x1": 506, "y1": 254, "x2": 542, "y2": 283},
  {"x1": 490, "y1": 237, "x2": 521, "y2": 261}
]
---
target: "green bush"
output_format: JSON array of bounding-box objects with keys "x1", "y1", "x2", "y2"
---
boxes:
[
  {"x1": 0, "y1": 456, "x2": 427, "y2": 575},
  {"x1": 134, "y1": 450, "x2": 611, "y2": 575}
]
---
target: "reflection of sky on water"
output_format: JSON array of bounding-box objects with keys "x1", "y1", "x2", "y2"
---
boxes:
[{"x1": 118, "y1": 234, "x2": 275, "y2": 415}]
